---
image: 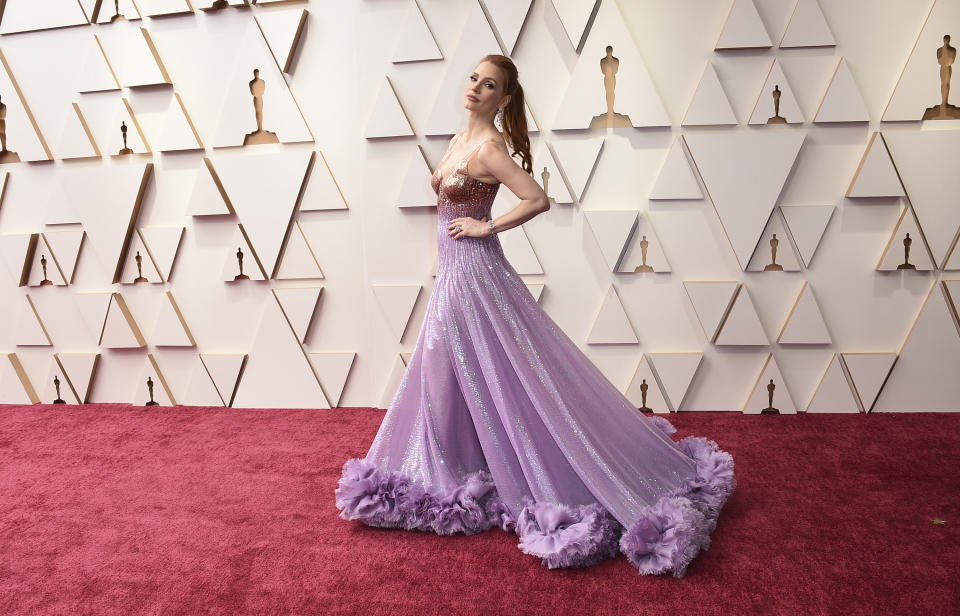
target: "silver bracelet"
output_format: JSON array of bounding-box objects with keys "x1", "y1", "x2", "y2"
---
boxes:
[{"x1": 488, "y1": 219, "x2": 496, "y2": 233}]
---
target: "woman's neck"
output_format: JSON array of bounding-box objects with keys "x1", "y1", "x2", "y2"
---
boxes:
[{"x1": 462, "y1": 111, "x2": 496, "y2": 143}]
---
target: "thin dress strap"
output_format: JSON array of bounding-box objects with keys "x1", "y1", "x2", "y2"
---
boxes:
[{"x1": 455, "y1": 137, "x2": 494, "y2": 171}]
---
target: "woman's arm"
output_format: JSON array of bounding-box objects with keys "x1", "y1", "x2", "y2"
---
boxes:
[{"x1": 448, "y1": 140, "x2": 548, "y2": 239}]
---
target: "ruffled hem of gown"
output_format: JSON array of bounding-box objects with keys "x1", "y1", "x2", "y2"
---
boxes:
[{"x1": 334, "y1": 416, "x2": 735, "y2": 578}]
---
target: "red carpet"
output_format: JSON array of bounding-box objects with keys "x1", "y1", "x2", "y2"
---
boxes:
[{"x1": 0, "y1": 405, "x2": 957, "y2": 615}]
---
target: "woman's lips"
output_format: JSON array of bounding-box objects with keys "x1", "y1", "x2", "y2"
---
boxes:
[{"x1": 466, "y1": 94, "x2": 479, "y2": 102}]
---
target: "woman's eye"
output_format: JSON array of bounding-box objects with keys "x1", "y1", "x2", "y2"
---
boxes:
[
  {"x1": 485, "y1": 83, "x2": 494, "y2": 89},
  {"x1": 469, "y1": 75, "x2": 477, "y2": 81}
]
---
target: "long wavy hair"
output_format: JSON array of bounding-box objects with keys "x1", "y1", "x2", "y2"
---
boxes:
[{"x1": 480, "y1": 54, "x2": 532, "y2": 174}]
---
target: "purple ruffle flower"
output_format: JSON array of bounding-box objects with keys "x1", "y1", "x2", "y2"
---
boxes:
[
  {"x1": 646, "y1": 415, "x2": 678, "y2": 437},
  {"x1": 516, "y1": 501, "x2": 623, "y2": 569},
  {"x1": 619, "y1": 496, "x2": 709, "y2": 578}
]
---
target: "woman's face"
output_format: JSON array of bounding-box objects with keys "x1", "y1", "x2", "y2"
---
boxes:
[{"x1": 463, "y1": 61, "x2": 510, "y2": 117}]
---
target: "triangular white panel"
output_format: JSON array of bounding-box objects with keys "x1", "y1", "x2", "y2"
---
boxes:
[
  {"x1": 779, "y1": 0, "x2": 835, "y2": 48},
  {"x1": 805, "y1": 354, "x2": 859, "y2": 413},
  {"x1": 74, "y1": 292, "x2": 113, "y2": 344},
  {"x1": 214, "y1": 149, "x2": 314, "y2": 277},
  {"x1": 946, "y1": 280, "x2": 960, "y2": 323},
  {"x1": 840, "y1": 352, "x2": 897, "y2": 412},
  {"x1": 586, "y1": 285, "x2": 638, "y2": 344},
  {"x1": 625, "y1": 355, "x2": 669, "y2": 413},
  {"x1": 684, "y1": 281, "x2": 739, "y2": 342},
  {"x1": 397, "y1": 146, "x2": 436, "y2": 208},
  {"x1": 372, "y1": 284, "x2": 422, "y2": 341},
  {"x1": 525, "y1": 282, "x2": 545, "y2": 302},
  {"x1": 101, "y1": 294, "x2": 147, "y2": 348},
  {"x1": 749, "y1": 59, "x2": 804, "y2": 124},
  {"x1": 187, "y1": 158, "x2": 232, "y2": 217},
  {"x1": 650, "y1": 136, "x2": 702, "y2": 200},
  {"x1": 211, "y1": 18, "x2": 313, "y2": 147},
  {"x1": 301, "y1": 151, "x2": 348, "y2": 211},
  {"x1": 77, "y1": 35, "x2": 119, "y2": 93},
  {"x1": 96, "y1": 25, "x2": 170, "y2": 88},
  {"x1": 551, "y1": 0, "x2": 599, "y2": 50},
  {"x1": 152, "y1": 292, "x2": 196, "y2": 347},
  {"x1": 619, "y1": 214, "x2": 672, "y2": 273},
  {"x1": 715, "y1": 285, "x2": 768, "y2": 346},
  {"x1": 276, "y1": 222, "x2": 323, "y2": 280},
  {"x1": 743, "y1": 354, "x2": 796, "y2": 414},
  {"x1": 42, "y1": 230, "x2": 84, "y2": 284},
  {"x1": 365, "y1": 76, "x2": 414, "y2": 139},
  {"x1": 884, "y1": 130, "x2": 960, "y2": 268},
  {"x1": 393, "y1": 1, "x2": 443, "y2": 63},
  {"x1": 201, "y1": 354, "x2": 247, "y2": 407},
  {"x1": 256, "y1": 8, "x2": 308, "y2": 73},
  {"x1": 482, "y1": 0, "x2": 533, "y2": 55},
  {"x1": 76, "y1": 92, "x2": 149, "y2": 155},
  {"x1": 584, "y1": 210, "x2": 638, "y2": 271},
  {"x1": 132, "y1": 355, "x2": 176, "y2": 406},
  {"x1": 682, "y1": 62, "x2": 738, "y2": 126},
  {"x1": 57, "y1": 104, "x2": 101, "y2": 160},
  {"x1": 40, "y1": 359, "x2": 78, "y2": 404},
  {"x1": 126, "y1": 89, "x2": 202, "y2": 152},
  {"x1": 55, "y1": 353, "x2": 99, "y2": 404},
  {"x1": 182, "y1": 355, "x2": 226, "y2": 407},
  {"x1": 883, "y1": 0, "x2": 960, "y2": 121},
  {"x1": 944, "y1": 237, "x2": 960, "y2": 271},
  {"x1": 552, "y1": 1, "x2": 669, "y2": 129},
  {"x1": 119, "y1": 232, "x2": 162, "y2": 285},
  {"x1": 307, "y1": 352, "x2": 356, "y2": 408},
  {"x1": 746, "y1": 209, "x2": 802, "y2": 272},
  {"x1": 715, "y1": 0, "x2": 772, "y2": 50},
  {"x1": 876, "y1": 206, "x2": 935, "y2": 271},
  {"x1": 222, "y1": 226, "x2": 266, "y2": 281},
  {"x1": 814, "y1": 58, "x2": 869, "y2": 123},
  {"x1": 0, "y1": 51, "x2": 51, "y2": 161},
  {"x1": 27, "y1": 236, "x2": 67, "y2": 287},
  {"x1": 648, "y1": 352, "x2": 703, "y2": 412},
  {"x1": 778, "y1": 282, "x2": 831, "y2": 344},
  {"x1": 232, "y1": 295, "x2": 329, "y2": 409},
  {"x1": 549, "y1": 135, "x2": 604, "y2": 201},
  {"x1": 139, "y1": 227, "x2": 183, "y2": 282},
  {"x1": 15, "y1": 296, "x2": 52, "y2": 346},
  {"x1": 873, "y1": 285, "x2": 960, "y2": 412},
  {"x1": 498, "y1": 225, "x2": 543, "y2": 275},
  {"x1": 532, "y1": 140, "x2": 573, "y2": 205},
  {"x1": 0, "y1": 0, "x2": 88, "y2": 34},
  {"x1": 846, "y1": 133, "x2": 904, "y2": 198},
  {"x1": 685, "y1": 131, "x2": 805, "y2": 270},
  {"x1": 274, "y1": 287, "x2": 321, "y2": 343},
  {"x1": 0, "y1": 353, "x2": 39, "y2": 404},
  {"x1": 780, "y1": 205, "x2": 833, "y2": 267}
]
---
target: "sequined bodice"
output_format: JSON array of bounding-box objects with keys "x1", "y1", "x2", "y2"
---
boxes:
[{"x1": 431, "y1": 134, "x2": 501, "y2": 223}]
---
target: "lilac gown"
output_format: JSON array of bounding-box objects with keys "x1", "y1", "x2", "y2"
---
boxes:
[{"x1": 335, "y1": 133, "x2": 735, "y2": 577}]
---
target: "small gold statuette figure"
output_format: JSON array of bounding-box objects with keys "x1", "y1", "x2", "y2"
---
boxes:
[
  {"x1": 540, "y1": 167, "x2": 555, "y2": 205},
  {"x1": 589, "y1": 46, "x2": 632, "y2": 129},
  {"x1": 763, "y1": 233, "x2": 783, "y2": 271},
  {"x1": 638, "y1": 378, "x2": 652, "y2": 412},
  {"x1": 897, "y1": 232, "x2": 917, "y2": 270},
  {"x1": 210, "y1": 0, "x2": 230, "y2": 8},
  {"x1": 110, "y1": 0, "x2": 125, "y2": 22},
  {"x1": 635, "y1": 235, "x2": 654, "y2": 272},
  {"x1": 134, "y1": 250, "x2": 148, "y2": 283},
  {"x1": 40, "y1": 254, "x2": 54, "y2": 286},
  {"x1": 923, "y1": 35, "x2": 960, "y2": 120},
  {"x1": 767, "y1": 85, "x2": 787, "y2": 124},
  {"x1": 118, "y1": 121, "x2": 133, "y2": 155},
  {"x1": 145, "y1": 375, "x2": 159, "y2": 406},
  {"x1": 243, "y1": 69, "x2": 280, "y2": 145},
  {"x1": 234, "y1": 246, "x2": 250, "y2": 280},
  {"x1": 0, "y1": 94, "x2": 21, "y2": 164},
  {"x1": 760, "y1": 378, "x2": 780, "y2": 414},
  {"x1": 53, "y1": 374, "x2": 66, "y2": 404}
]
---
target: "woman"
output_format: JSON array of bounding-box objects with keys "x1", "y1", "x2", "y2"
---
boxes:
[{"x1": 335, "y1": 55, "x2": 735, "y2": 577}]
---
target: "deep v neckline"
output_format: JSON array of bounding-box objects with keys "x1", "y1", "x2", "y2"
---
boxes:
[{"x1": 436, "y1": 133, "x2": 499, "y2": 185}]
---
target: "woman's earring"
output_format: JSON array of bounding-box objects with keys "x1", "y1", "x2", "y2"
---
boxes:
[{"x1": 495, "y1": 107, "x2": 504, "y2": 130}]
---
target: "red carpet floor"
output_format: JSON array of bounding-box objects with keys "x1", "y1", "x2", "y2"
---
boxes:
[{"x1": 0, "y1": 405, "x2": 958, "y2": 615}]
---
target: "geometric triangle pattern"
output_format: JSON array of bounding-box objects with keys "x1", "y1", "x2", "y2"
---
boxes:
[
  {"x1": 746, "y1": 208, "x2": 803, "y2": 272},
  {"x1": 846, "y1": 132, "x2": 904, "y2": 199},
  {"x1": 682, "y1": 62, "x2": 738, "y2": 127},
  {"x1": 814, "y1": 58, "x2": 869, "y2": 123},
  {"x1": 684, "y1": 280, "x2": 739, "y2": 343},
  {"x1": 372, "y1": 284, "x2": 422, "y2": 342},
  {"x1": 876, "y1": 206, "x2": 935, "y2": 272},
  {"x1": 715, "y1": 284, "x2": 768, "y2": 346},
  {"x1": 625, "y1": 354, "x2": 670, "y2": 414},
  {"x1": 307, "y1": 351, "x2": 356, "y2": 408},
  {"x1": 255, "y1": 8, "x2": 308, "y2": 73},
  {"x1": 586, "y1": 285, "x2": 638, "y2": 344},
  {"x1": 777, "y1": 281, "x2": 831, "y2": 344},
  {"x1": 650, "y1": 136, "x2": 703, "y2": 200},
  {"x1": 743, "y1": 353, "x2": 796, "y2": 414},
  {"x1": 840, "y1": 352, "x2": 897, "y2": 413},
  {"x1": 780, "y1": 205, "x2": 834, "y2": 268},
  {"x1": 715, "y1": 0, "x2": 772, "y2": 50},
  {"x1": 365, "y1": 76, "x2": 414, "y2": 139},
  {"x1": 551, "y1": 0, "x2": 599, "y2": 51},
  {"x1": 779, "y1": 0, "x2": 835, "y2": 48},
  {"x1": 393, "y1": 0, "x2": 443, "y2": 63},
  {"x1": 805, "y1": 353, "x2": 859, "y2": 413},
  {"x1": 648, "y1": 352, "x2": 703, "y2": 412},
  {"x1": 749, "y1": 59, "x2": 804, "y2": 124}
]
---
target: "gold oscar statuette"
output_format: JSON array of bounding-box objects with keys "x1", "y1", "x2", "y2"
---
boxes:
[
  {"x1": 234, "y1": 246, "x2": 250, "y2": 280},
  {"x1": 760, "y1": 378, "x2": 780, "y2": 414},
  {"x1": 0, "y1": 94, "x2": 21, "y2": 164},
  {"x1": 145, "y1": 376, "x2": 159, "y2": 406},
  {"x1": 243, "y1": 69, "x2": 280, "y2": 145},
  {"x1": 53, "y1": 374, "x2": 66, "y2": 404},
  {"x1": 134, "y1": 250, "x2": 148, "y2": 283},
  {"x1": 635, "y1": 235, "x2": 654, "y2": 272},
  {"x1": 923, "y1": 35, "x2": 960, "y2": 120},
  {"x1": 767, "y1": 85, "x2": 787, "y2": 124},
  {"x1": 897, "y1": 232, "x2": 917, "y2": 270},
  {"x1": 763, "y1": 234, "x2": 783, "y2": 271},
  {"x1": 40, "y1": 254, "x2": 54, "y2": 286},
  {"x1": 638, "y1": 378, "x2": 652, "y2": 412}
]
